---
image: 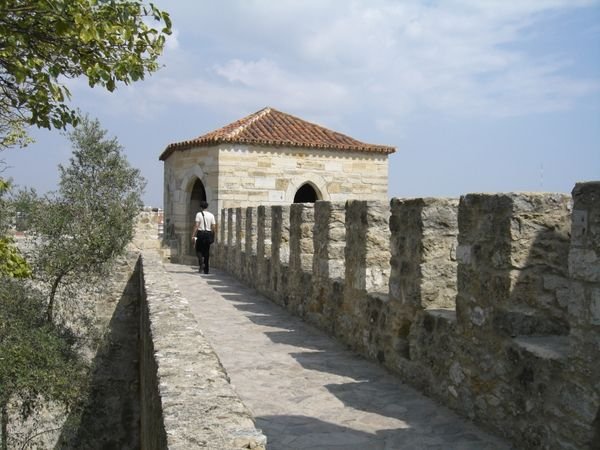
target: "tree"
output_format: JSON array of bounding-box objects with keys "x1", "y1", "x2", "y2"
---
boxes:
[
  {"x1": 0, "y1": 277, "x2": 85, "y2": 450},
  {"x1": 22, "y1": 116, "x2": 145, "y2": 322},
  {"x1": 0, "y1": 0, "x2": 171, "y2": 149}
]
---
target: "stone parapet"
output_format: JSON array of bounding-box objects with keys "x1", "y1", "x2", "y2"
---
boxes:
[
  {"x1": 211, "y1": 183, "x2": 600, "y2": 450},
  {"x1": 256, "y1": 206, "x2": 272, "y2": 293},
  {"x1": 244, "y1": 207, "x2": 257, "y2": 284},
  {"x1": 133, "y1": 208, "x2": 164, "y2": 250},
  {"x1": 564, "y1": 182, "x2": 600, "y2": 448},
  {"x1": 390, "y1": 197, "x2": 459, "y2": 310},
  {"x1": 308, "y1": 202, "x2": 346, "y2": 331},
  {"x1": 569, "y1": 182, "x2": 600, "y2": 340},
  {"x1": 457, "y1": 193, "x2": 571, "y2": 337},
  {"x1": 234, "y1": 207, "x2": 246, "y2": 279},
  {"x1": 140, "y1": 250, "x2": 266, "y2": 450},
  {"x1": 269, "y1": 205, "x2": 290, "y2": 304},
  {"x1": 287, "y1": 204, "x2": 315, "y2": 317},
  {"x1": 345, "y1": 200, "x2": 390, "y2": 294}
]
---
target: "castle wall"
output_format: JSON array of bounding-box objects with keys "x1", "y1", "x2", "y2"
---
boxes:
[{"x1": 213, "y1": 183, "x2": 600, "y2": 450}]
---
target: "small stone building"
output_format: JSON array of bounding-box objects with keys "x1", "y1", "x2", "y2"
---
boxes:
[{"x1": 159, "y1": 107, "x2": 395, "y2": 259}]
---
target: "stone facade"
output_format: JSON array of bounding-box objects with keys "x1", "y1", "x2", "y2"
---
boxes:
[
  {"x1": 163, "y1": 145, "x2": 389, "y2": 262},
  {"x1": 212, "y1": 183, "x2": 600, "y2": 450}
]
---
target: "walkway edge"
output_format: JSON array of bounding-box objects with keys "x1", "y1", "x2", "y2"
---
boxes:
[{"x1": 139, "y1": 249, "x2": 267, "y2": 450}]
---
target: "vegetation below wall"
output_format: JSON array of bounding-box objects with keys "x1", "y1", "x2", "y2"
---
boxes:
[
  {"x1": 0, "y1": 117, "x2": 146, "y2": 448},
  {"x1": 0, "y1": 251, "x2": 141, "y2": 449}
]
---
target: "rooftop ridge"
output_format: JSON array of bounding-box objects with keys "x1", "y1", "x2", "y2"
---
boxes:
[{"x1": 226, "y1": 107, "x2": 272, "y2": 140}]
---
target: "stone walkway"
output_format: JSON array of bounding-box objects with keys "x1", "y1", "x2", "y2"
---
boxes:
[{"x1": 165, "y1": 264, "x2": 513, "y2": 450}]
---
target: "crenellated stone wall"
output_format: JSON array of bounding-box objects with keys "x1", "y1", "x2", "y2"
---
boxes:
[{"x1": 212, "y1": 183, "x2": 600, "y2": 450}]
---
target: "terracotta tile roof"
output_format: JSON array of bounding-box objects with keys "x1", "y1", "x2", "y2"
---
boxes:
[{"x1": 159, "y1": 107, "x2": 396, "y2": 161}]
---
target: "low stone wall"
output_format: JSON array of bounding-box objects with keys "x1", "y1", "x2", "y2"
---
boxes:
[
  {"x1": 134, "y1": 208, "x2": 164, "y2": 250},
  {"x1": 138, "y1": 249, "x2": 267, "y2": 450},
  {"x1": 213, "y1": 183, "x2": 600, "y2": 450}
]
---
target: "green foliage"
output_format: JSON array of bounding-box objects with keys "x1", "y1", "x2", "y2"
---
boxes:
[
  {"x1": 0, "y1": 179, "x2": 32, "y2": 278},
  {"x1": 0, "y1": 277, "x2": 86, "y2": 446},
  {"x1": 0, "y1": 0, "x2": 171, "y2": 148},
  {"x1": 0, "y1": 238, "x2": 31, "y2": 278},
  {"x1": 0, "y1": 117, "x2": 32, "y2": 150},
  {"x1": 22, "y1": 116, "x2": 145, "y2": 321},
  {"x1": 0, "y1": 178, "x2": 11, "y2": 232},
  {"x1": 0, "y1": 115, "x2": 145, "y2": 440}
]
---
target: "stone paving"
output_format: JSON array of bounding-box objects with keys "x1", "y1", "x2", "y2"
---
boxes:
[{"x1": 165, "y1": 264, "x2": 514, "y2": 450}]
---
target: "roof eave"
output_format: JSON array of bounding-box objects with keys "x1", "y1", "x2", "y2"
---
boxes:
[{"x1": 160, "y1": 140, "x2": 395, "y2": 160}]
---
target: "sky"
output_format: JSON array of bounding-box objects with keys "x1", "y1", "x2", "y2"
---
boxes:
[{"x1": 2, "y1": 0, "x2": 600, "y2": 207}]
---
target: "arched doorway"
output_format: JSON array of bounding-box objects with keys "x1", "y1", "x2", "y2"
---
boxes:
[
  {"x1": 294, "y1": 183, "x2": 319, "y2": 203},
  {"x1": 189, "y1": 179, "x2": 207, "y2": 254}
]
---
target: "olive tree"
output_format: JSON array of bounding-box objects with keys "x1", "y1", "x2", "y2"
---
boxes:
[{"x1": 22, "y1": 116, "x2": 145, "y2": 322}]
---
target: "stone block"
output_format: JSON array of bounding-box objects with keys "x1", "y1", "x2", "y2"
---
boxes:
[
  {"x1": 254, "y1": 177, "x2": 276, "y2": 189},
  {"x1": 570, "y1": 182, "x2": 600, "y2": 247},
  {"x1": 591, "y1": 288, "x2": 600, "y2": 325},
  {"x1": 569, "y1": 248, "x2": 600, "y2": 282},
  {"x1": 571, "y1": 209, "x2": 588, "y2": 246},
  {"x1": 268, "y1": 191, "x2": 285, "y2": 202}
]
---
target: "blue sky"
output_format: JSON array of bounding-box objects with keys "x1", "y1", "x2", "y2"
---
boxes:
[{"x1": 3, "y1": 0, "x2": 599, "y2": 206}]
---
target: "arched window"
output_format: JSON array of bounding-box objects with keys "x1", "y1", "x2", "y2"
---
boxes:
[{"x1": 294, "y1": 183, "x2": 319, "y2": 203}]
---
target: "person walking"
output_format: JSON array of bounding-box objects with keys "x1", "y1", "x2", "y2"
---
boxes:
[{"x1": 192, "y1": 201, "x2": 216, "y2": 274}]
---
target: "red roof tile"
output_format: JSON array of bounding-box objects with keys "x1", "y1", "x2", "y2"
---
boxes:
[{"x1": 159, "y1": 107, "x2": 396, "y2": 161}]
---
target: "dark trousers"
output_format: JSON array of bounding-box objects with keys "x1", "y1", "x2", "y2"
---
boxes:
[{"x1": 196, "y1": 240, "x2": 211, "y2": 273}]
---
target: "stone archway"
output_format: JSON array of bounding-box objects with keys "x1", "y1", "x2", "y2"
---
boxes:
[
  {"x1": 188, "y1": 179, "x2": 207, "y2": 254},
  {"x1": 294, "y1": 183, "x2": 320, "y2": 203}
]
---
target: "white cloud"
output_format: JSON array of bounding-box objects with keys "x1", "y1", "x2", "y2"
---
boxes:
[
  {"x1": 152, "y1": 58, "x2": 351, "y2": 117},
  {"x1": 215, "y1": 59, "x2": 281, "y2": 86},
  {"x1": 68, "y1": 0, "x2": 600, "y2": 123},
  {"x1": 294, "y1": 0, "x2": 599, "y2": 117}
]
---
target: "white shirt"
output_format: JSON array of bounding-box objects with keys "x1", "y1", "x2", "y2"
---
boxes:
[{"x1": 195, "y1": 210, "x2": 216, "y2": 231}]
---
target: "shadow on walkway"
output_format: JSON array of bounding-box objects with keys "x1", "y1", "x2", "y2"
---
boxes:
[
  {"x1": 256, "y1": 414, "x2": 497, "y2": 450},
  {"x1": 170, "y1": 266, "x2": 513, "y2": 450}
]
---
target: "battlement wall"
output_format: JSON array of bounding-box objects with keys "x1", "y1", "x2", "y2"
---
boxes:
[{"x1": 213, "y1": 182, "x2": 600, "y2": 450}]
